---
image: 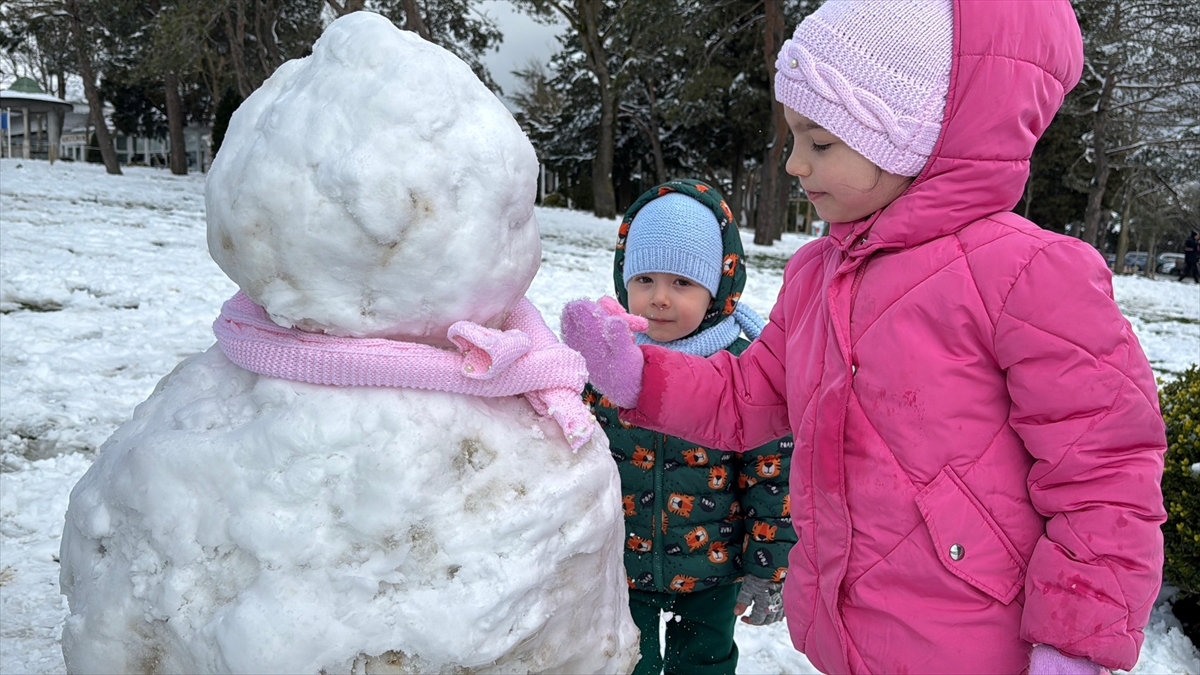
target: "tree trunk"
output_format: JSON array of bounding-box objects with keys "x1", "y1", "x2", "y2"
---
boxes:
[
  {"x1": 1081, "y1": 67, "x2": 1115, "y2": 249},
  {"x1": 400, "y1": 0, "x2": 432, "y2": 40},
  {"x1": 226, "y1": 1, "x2": 253, "y2": 97},
  {"x1": 1022, "y1": 177, "x2": 1033, "y2": 221},
  {"x1": 743, "y1": 168, "x2": 758, "y2": 231},
  {"x1": 1080, "y1": 0, "x2": 1121, "y2": 251},
  {"x1": 325, "y1": 0, "x2": 365, "y2": 16},
  {"x1": 643, "y1": 77, "x2": 667, "y2": 185},
  {"x1": 775, "y1": 161, "x2": 791, "y2": 241},
  {"x1": 165, "y1": 73, "x2": 188, "y2": 175},
  {"x1": 68, "y1": 2, "x2": 121, "y2": 175},
  {"x1": 54, "y1": 72, "x2": 67, "y2": 151},
  {"x1": 255, "y1": 0, "x2": 284, "y2": 75},
  {"x1": 579, "y1": 0, "x2": 617, "y2": 219},
  {"x1": 754, "y1": 0, "x2": 788, "y2": 245},
  {"x1": 729, "y1": 142, "x2": 745, "y2": 225},
  {"x1": 1114, "y1": 177, "x2": 1133, "y2": 274}
]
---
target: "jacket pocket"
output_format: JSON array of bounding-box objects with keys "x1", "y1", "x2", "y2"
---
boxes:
[{"x1": 915, "y1": 466, "x2": 1027, "y2": 605}]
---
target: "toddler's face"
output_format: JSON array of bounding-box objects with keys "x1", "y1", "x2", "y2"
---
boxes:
[
  {"x1": 784, "y1": 107, "x2": 913, "y2": 224},
  {"x1": 627, "y1": 272, "x2": 712, "y2": 343}
]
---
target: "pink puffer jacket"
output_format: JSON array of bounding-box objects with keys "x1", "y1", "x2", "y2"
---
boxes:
[{"x1": 621, "y1": 1, "x2": 1167, "y2": 673}]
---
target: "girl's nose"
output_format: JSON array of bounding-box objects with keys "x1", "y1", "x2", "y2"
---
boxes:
[{"x1": 787, "y1": 150, "x2": 811, "y2": 178}]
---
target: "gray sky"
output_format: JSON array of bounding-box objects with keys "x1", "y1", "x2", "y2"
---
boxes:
[{"x1": 477, "y1": 1, "x2": 566, "y2": 104}]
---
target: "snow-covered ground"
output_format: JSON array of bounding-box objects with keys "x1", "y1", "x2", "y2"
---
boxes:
[{"x1": 2, "y1": 158, "x2": 1198, "y2": 674}]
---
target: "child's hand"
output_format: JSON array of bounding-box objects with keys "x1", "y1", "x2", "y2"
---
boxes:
[
  {"x1": 1028, "y1": 644, "x2": 1108, "y2": 675},
  {"x1": 734, "y1": 576, "x2": 784, "y2": 625},
  {"x1": 560, "y1": 298, "x2": 646, "y2": 408}
]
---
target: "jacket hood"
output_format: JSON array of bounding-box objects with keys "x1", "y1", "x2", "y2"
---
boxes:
[
  {"x1": 614, "y1": 180, "x2": 748, "y2": 338},
  {"x1": 831, "y1": 0, "x2": 1084, "y2": 253}
]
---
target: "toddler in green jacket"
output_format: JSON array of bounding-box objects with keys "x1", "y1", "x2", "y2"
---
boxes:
[{"x1": 583, "y1": 180, "x2": 796, "y2": 675}]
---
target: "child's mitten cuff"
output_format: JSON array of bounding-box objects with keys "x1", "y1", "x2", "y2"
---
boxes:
[{"x1": 1029, "y1": 644, "x2": 1107, "y2": 675}]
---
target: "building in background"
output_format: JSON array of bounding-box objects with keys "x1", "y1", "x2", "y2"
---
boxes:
[
  {"x1": 1, "y1": 77, "x2": 73, "y2": 161},
  {"x1": 2, "y1": 77, "x2": 212, "y2": 171}
]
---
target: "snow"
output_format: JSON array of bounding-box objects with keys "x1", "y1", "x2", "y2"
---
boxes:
[
  {"x1": 58, "y1": 349, "x2": 634, "y2": 673},
  {"x1": 2, "y1": 154, "x2": 1198, "y2": 674},
  {"x1": 206, "y1": 12, "x2": 541, "y2": 344},
  {"x1": 10, "y1": 14, "x2": 638, "y2": 674}
]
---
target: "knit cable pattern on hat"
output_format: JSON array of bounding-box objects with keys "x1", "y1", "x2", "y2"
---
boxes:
[
  {"x1": 213, "y1": 292, "x2": 595, "y2": 450},
  {"x1": 776, "y1": 41, "x2": 940, "y2": 157},
  {"x1": 773, "y1": 0, "x2": 952, "y2": 177}
]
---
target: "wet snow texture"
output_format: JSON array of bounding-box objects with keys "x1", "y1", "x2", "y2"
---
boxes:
[
  {"x1": 59, "y1": 348, "x2": 635, "y2": 674},
  {"x1": 43, "y1": 13, "x2": 637, "y2": 673},
  {"x1": 206, "y1": 12, "x2": 541, "y2": 343},
  {"x1": 2, "y1": 158, "x2": 1199, "y2": 674}
]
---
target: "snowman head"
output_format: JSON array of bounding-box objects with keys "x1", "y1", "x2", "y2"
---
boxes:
[{"x1": 205, "y1": 12, "x2": 541, "y2": 345}]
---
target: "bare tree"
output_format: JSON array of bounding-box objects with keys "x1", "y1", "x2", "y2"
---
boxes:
[
  {"x1": 753, "y1": 0, "x2": 787, "y2": 245},
  {"x1": 5, "y1": 0, "x2": 122, "y2": 173},
  {"x1": 1074, "y1": 0, "x2": 1200, "y2": 249},
  {"x1": 512, "y1": 0, "x2": 633, "y2": 219},
  {"x1": 63, "y1": 0, "x2": 121, "y2": 174},
  {"x1": 325, "y1": 0, "x2": 366, "y2": 16}
]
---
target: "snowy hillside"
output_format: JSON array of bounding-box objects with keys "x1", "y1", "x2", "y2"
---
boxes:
[{"x1": 2, "y1": 158, "x2": 1199, "y2": 674}]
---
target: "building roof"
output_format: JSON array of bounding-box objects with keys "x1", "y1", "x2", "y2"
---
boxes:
[
  {"x1": 2, "y1": 78, "x2": 73, "y2": 113},
  {"x1": 9, "y1": 77, "x2": 44, "y2": 93}
]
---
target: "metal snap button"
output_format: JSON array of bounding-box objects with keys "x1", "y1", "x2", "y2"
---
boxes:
[{"x1": 949, "y1": 544, "x2": 965, "y2": 561}]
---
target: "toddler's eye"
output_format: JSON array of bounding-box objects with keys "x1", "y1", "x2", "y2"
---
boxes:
[
  {"x1": 633, "y1": 275, "x2": 652, "y2": 284},
  {"x1": 811, "y1": 142, "x2": 831, "y2": 152},
  {"x1": 674, "y1": 278, "x2": 693, "y2": 287}
]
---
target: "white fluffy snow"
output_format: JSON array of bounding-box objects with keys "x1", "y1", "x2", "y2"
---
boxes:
[
  {"x1": 206, "y1": 12, "x2": 541, "y2": 344},
  {"x1": 2, "y1": 156, "x2": 1199, "y2": 674},
  {"x1": 58, "y1": 348, "x2": 634, "y2": 673},
  {"x1": 32, "y1": 13, "x2": 636, "y2": 674}
]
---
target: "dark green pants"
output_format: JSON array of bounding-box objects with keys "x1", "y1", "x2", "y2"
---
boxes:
[{"x1": 629, "y1": 583, "x2": 740, "y2": 675}]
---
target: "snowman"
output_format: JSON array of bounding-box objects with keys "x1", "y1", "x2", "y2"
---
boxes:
[{"x1": 59, "y1": 12, "x2": 639, "y2": 674}]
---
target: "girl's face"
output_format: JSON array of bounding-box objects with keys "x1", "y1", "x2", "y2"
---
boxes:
[
  {"x1": 784, "y1": 107, "x2": 913, "y2": 224},
  {"x1": 627, "y1": 272, "x2": 712, "y2": 343}
]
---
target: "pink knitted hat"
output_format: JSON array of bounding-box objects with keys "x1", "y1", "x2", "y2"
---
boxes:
[{"x1": 775, "y1": 0, "x2": 954, "y2": 177}]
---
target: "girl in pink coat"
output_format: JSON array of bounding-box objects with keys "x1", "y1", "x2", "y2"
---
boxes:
[{"x1": 562, "y1": 1, "x2": 1167, "y2": 673}]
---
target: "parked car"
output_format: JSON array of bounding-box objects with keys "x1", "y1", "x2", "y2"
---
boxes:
[
  {"x1": 1124, "y1": 251, "x2": 1149, "y2": 272},
  {"x1": 1158, "y1": 252, "x2": 1185, "y2": 275}
]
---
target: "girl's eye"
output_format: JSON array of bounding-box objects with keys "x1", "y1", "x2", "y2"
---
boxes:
[
  {"x1": 634, "y1": 276, "x2": 652, "y2": 284},
  {"x1": 811, "y1": 142, "x2": 832, "y2": 153},
  {"x1": 674, "y1": 278, "x2": 692, "y2": 287}
]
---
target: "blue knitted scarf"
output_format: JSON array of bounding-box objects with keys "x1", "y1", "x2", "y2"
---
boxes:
[{"x1": 635, "y1": 303, "x2": 767, "y2": 357}]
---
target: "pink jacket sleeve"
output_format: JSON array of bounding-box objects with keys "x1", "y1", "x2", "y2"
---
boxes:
[
  {"x1": 995, "y1": 240, "x2": 1166, "y2": 670},
  {"x1": 620, "y1": 293, "x2": 793, "y2": 452}
]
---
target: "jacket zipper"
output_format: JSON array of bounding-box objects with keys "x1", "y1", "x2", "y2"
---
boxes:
[{"x1": 833, "y1": 253, "x2": 869, "y2": 670}]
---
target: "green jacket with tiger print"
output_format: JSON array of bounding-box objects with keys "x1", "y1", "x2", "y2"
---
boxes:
[
  {"x1": 585, "y1": 338, "x2": 796, "y2": 595},
  {"x1": 592, "y1": 178, "x2": 795, "y2": 595}
]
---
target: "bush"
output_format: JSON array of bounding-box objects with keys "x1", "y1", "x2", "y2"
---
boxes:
[
  {"x1": 1162, "y1": 366, "x2": 1200, "y2": 596},
  {"x1": 1161, "y1": 366, "x2": 1200, "y2": 644},
  {"x1": 541, "y1": 192, "x2": 567, "y2": 208}
]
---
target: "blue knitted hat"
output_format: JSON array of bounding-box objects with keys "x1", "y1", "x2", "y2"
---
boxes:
[{"x1": 622, "y1": 192, "x2": 723, "y2": 296}]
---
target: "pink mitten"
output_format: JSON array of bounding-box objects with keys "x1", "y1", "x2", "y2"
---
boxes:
[
  {"x1": 1029, "y1": 645, "x2": 1108, "y2": 675},
  {"x1": 560, "y1": 297, "x2": 647, "y2": 408}
]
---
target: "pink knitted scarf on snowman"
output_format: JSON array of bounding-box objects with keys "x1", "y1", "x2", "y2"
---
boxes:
[{"x1": 213, "y1": 292, "x2": 595, "y2": 450}]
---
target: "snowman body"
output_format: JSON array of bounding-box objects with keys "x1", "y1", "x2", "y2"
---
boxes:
[
  {"x1": 61, "y1": 346, "x2": 635, "y2": 674},
  {"x1": 60, "y1": 12, "x2": 638, "y2": 674}
]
